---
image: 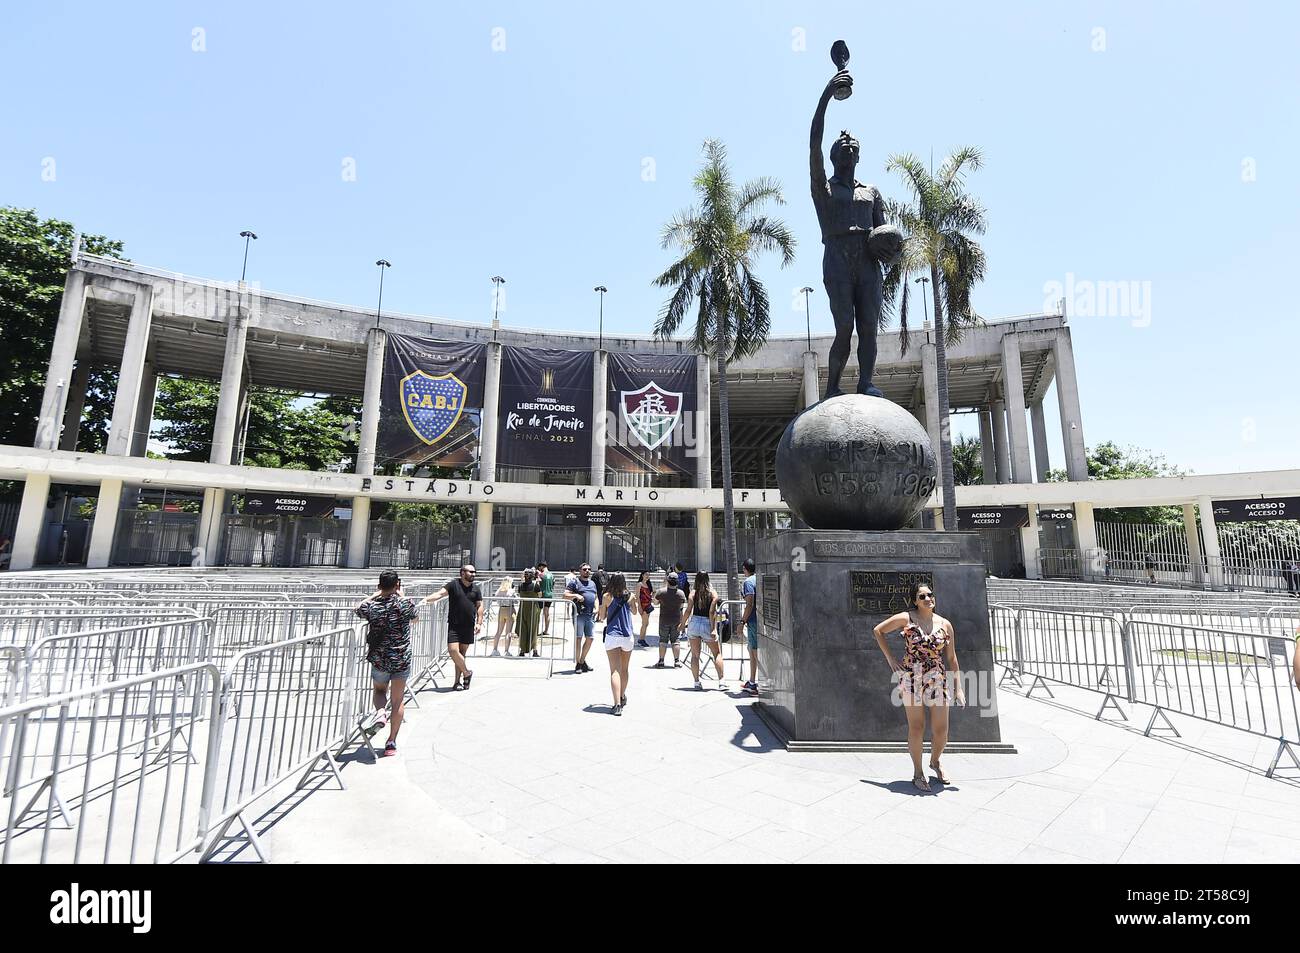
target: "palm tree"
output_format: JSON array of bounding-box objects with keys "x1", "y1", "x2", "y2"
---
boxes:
[
  {"x1": 952, "y1": 434, "x2": 984, "y2": 486},
  {"x1": 883, "y1": 147, "x2": 988, "y2": 531},
  {"x1": 652, "y1": 140, "x2": 795, "y2": 603}
]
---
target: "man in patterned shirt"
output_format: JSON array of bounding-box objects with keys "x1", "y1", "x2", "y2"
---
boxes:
[{"x1": 356, "y1": 570, "x2": 420, "y2": 757}]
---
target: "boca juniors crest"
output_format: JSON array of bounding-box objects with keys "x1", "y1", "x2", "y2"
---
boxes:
[
  {"x1": 401, "y1": 370, "x2": 468, "y2": 445},
  {"x1": 620, "y1": 381, "x2": 682, "y2": 450}
]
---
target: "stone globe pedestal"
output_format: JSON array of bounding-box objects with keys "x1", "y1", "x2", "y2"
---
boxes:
[
  {"x1": 775, "y1": 394, "x2": 937, "y2": 531},
  {"x1": 751, "y1": 394, "x2": 1012, "y2": 753}
]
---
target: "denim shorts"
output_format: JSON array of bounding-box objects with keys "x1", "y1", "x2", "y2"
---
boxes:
[
  {"x1": 746, "y1": 623, "x2": 759, "y2": 652},
  {"x1": 372, "y1": 665, "x2": 411, "y2": 684},
  {"x1": 575, "y1": 614, "x2": 595, "y2": 640}
]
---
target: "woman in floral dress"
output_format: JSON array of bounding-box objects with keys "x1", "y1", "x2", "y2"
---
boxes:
[{"x1": 873, "y1": 581, "x2": 964, "y2": 791}]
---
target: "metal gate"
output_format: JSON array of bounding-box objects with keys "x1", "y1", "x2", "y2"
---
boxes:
[
  {"x1": 222, "y1": 514, "x2": 350, "y2": 567},
  {"x1": 113, "y1": 510, "x2": 201, "y2": 566},
  {"x1": 491, "y1": 523, "x2": 588, "y2": 571},
  {"x1": 368, "y1": 520, "x2": 473, "y2": 569}
]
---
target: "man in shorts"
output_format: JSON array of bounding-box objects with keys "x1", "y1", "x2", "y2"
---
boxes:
[
  {"x1": 424, "y1": 563, "x2": 483, "y2": 690},
  {"x1": 741, "y1": 558, "x2": 760, "y2": 696},
  {"x1": 565, "y1": 562, "x2": 600, "y2": 673},
  {"x1": 355, "y1": 570, "x2": 418, "y2": 757},
  {"x1": 653, "y1": 574, "x2": 686, "y2": 668}
]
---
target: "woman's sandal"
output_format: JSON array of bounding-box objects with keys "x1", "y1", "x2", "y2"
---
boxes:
[
  {"x1": 912, "y1": 774, "x2": 931, "y2": 792},
  {"x1": 930, "y1": 761, "x2": 950, "y2": 785}
]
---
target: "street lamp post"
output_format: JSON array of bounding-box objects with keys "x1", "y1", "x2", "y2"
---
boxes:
[
  {"x1": 374, "y1": 260, "x2": 392, "y2": 328},
  {"x1": 914, "y1": 275, "x2": 930, "y2": 328},
  {"x1": 799, "y1": 286, "x2": 814, "y2": 351},
  {"x1": 491, "y1": 276, "x2": 505, "y2": 340},
  {"x1": 594, "y1": 285, "x2": 607, "y2": 350},
  {"x1": 239, "y1": 230, "x2": 258, "y2": 283}
]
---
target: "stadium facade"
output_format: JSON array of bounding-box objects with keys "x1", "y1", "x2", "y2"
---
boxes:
[{"x1": 2, "y1": 253, "x2": 1297, "y2": 585}]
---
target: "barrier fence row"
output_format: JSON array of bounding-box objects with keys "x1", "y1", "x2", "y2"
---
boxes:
[{"x1": 992, "y1": 604, "x2": 1300, "y2": 777}]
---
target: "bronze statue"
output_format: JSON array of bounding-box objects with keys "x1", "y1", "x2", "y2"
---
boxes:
[{"x1": 809, "y1": 41, "x2": 903, "y2": 399}]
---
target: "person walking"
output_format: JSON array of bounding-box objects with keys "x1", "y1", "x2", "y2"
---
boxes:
[
  {"x1": 423, "y1": 563, "x2": 484, "y2": 690},
  {"x1": 594, "y1": 564, "x2": 609, "y2": 603},
  {"x1": 653, "y1": 574, "x2": 686, "y2": 668},
  {"x1": 1286, "y1": 557, "x2": 1300, "y2": 598},
  {"x1": 538, "y1": 561, "x2": 555, "y2": 635},
  {"x1": 516, "y1": 567, "x2": 543, "y2": 657},
  {"x1": 1144, "y1": 552, "x2": 1157, "y2": 585},
  {"x1": 675, "y1": 561, "x2": 691, "y2": 602},
  {"x1": 490, "y1": 575, "x2": 517, "y2": 656},
  {"x1": 740, "y1": 558, "x2": 761, "y2": 696},
  {"x1": 565, "y1": 562, "x2": 600, "y2": 673},
  {"x1": 636, "y1": 570, "x2": 654, "y2": 647},
  {"x1": 355, "y1": 570, "x2": 419, "y2": 757},
  {"x1": 687, "y1": 571, "x2": 726, "y2": 690},
  {"x1": 598, "y1": 572, "x2": 640, "y2": 715},
  {"x1": 872, "y1": 581, "x2": 965, "y2": 791}
]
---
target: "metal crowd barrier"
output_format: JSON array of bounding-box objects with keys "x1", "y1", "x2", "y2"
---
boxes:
[
  {"x1": 1, "y1": 663, "x2": 222, "y2": 864},
  {"x1": 993, "y1": 605, "x2": 1300, "y2": 777}
]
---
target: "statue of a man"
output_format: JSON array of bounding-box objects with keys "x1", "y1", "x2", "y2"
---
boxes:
[{"x1": 810, "y1": 69, "x2": 902, "y2": 399}]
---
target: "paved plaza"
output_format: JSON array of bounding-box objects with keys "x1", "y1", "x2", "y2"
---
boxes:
[{"x1": 238, "y1": 651, "x2": 1300, "y2": 865}]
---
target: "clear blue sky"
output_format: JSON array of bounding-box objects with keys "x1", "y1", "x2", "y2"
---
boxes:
[{"x1": 3, "y1": 1, "x2": 1297, "y2": 475}]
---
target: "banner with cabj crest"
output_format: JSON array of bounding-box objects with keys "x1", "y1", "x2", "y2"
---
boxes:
[
  {"x1": 378, "y1": 335, "x2": 486, "y2": 468},
  {"x1": 606, "y1": 351, "x2": 698, "y2": 480},
  {"x1": 497, "y1": 346, "x2": 593, "y2": 471}
]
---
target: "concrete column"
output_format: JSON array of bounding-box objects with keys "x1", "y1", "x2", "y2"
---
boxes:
[
  {"x1": 197, "y1": 488, "x2": 227, "y2": 568},
  {"x1": 802, "y1": 351, "x2": 820, "y2": 408},
  {"x1": 356, "y1": 328, "x2": 387, "y2": 477},
  {"x1": 473, "y1": 501, "x2": 494, "y2": 567},
  {"x1": 1197, "y1": 495, "x2": 1223, "y2": 588},
  {"x1": 210, "y1": 310, "x2": 250, "y2": 465},
  {"x1": 1000, "y1": 333, "x2": 1032, "y2": 483},
  {"x1": 990, "y1": 399, "x2": 1010, "y2": 484},
  {"x1": 587, "y1": 524, "x2": 605, "y2": 568},
  {"x1": 35, "y1": 270, "x2": 88, "y2": 450},
  {"x1": 920, "y1": 342, "x2": 941, "y2": 455},
  {"x1": 591, "y1": 350, "x2": 608, "y2": 487},
  {"x1": 346, "y1": 496, "x2": 371, "y2": 569},
  {"x1": 695, "y1": 353, "x2": 712, "y2": 489},
  {"x1": 1074, "y1": 501, "x2": 1100, "y2": 579},
  {"x1": 129, "y1": 363, "x2": 157, "y2": 457},
  {"x1": 10, "y1": 474, "x2": 51, "y2": 571},
  {"x1": 85, "y1": 478, "x2": 124, "y2": 568},
  {"x1": 1021, "y1": 503, "x2": 1042, "y2": 579},
  {"x1": 106, "y1": 284, "x2": 154, "y2": 457},
  {"x1": 696, "y1": 507, "x2": 714, "y2": 572},
  {"x1": 479, "y1": 341, "x2": 503, "y2": 481},
  {"x1": 58, "y1": 358, "x2": 92, "y2": 452},
  {"x1": 978, "y1": 410, "x2": 996, "y2": 485},
  {"x1": 932, "y1": 508, "x2": 945, "y2": 531},
  {"x1": 1030, "y1": 401, "x2": 1051, "y2": 483},
  {"x1": 1053, "y1": 330, "x2": 1089, "y2": 481},
  {"x1": 1182, "y1": 502, "x2": 1204, "y2": 585}
]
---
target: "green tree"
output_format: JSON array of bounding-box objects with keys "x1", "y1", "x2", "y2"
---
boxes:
[
  {"x1": 0, "y1": 207, "x2": 126, "y2": 450},
  {"x1": 1049, "y1": 440, "x2": 1188, "y2": 523},
  {"x1": 153, "y1": 377, "x2": 360, "y2": 471},
  {"x1": 883, "y1": 149, "x2": 988, "y2": 531},
  {"x1": 652, "y1": 140, "x2": 795, "y2": 600},
  {"x1": 953, "y1": 434, "x2": 983, "y2": 486}
]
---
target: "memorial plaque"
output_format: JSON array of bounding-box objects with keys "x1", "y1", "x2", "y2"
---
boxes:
[
  {"x1": 814, "y1": 538, "x2": 960, "y2": 559},
  {"x1": 848, "y1": 570, "x2": 933, "y2": 616},
  {"x1": 761, "y1": 574, "x2": 782, "y2": 629}
]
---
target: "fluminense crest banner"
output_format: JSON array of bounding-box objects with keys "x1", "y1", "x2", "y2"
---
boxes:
[
  {"x1": 606, "y1": 351, "x2": 699, "y2": 479},
  {"x1": 378, "y1": 335, "x2": 485, "y2": 468},
  {"x1": 497, "y1": 346, "x2": 593, "y2": 471}
]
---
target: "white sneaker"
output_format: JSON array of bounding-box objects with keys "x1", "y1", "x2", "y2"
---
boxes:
[
  {"x1": 490, "y1": 649, "x2": 501, "y2": 657},
  {"x1": 694, "y1": 680, "x2": 703, "y2": 691},
  {"x1": 718, "y1": 681, "x2": 727, "y2": 691}
]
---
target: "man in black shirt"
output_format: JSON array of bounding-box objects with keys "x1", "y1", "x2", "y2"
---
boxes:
[{"x1": 425, "y1": 563, "x2": 484, "y2": 690}]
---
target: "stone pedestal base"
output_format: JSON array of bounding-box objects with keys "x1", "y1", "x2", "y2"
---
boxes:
[{"x1": 754, "y1": 529, "x2": 1012, "y2": 749}]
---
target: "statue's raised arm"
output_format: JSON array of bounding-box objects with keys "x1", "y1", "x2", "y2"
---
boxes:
[{"x1": 810, "y1": 70, "x2": 852, "y2": 193}]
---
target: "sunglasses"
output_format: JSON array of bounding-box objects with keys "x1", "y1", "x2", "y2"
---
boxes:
[{"x1": 918, "y1": 592, "x2": 935, "y2": 600}]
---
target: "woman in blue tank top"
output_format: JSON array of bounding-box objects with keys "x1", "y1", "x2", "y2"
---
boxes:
[{"x1": 597, "y1": 572, "x2": 639, "y2": 716}]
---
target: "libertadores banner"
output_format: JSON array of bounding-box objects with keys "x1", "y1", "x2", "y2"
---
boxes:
[
  {"x1": 498, "y1": 346, "x2": 593, "y2": 472},
  {"x1": 378, "y1": 335, "x2": 486, "y2": 468}
]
